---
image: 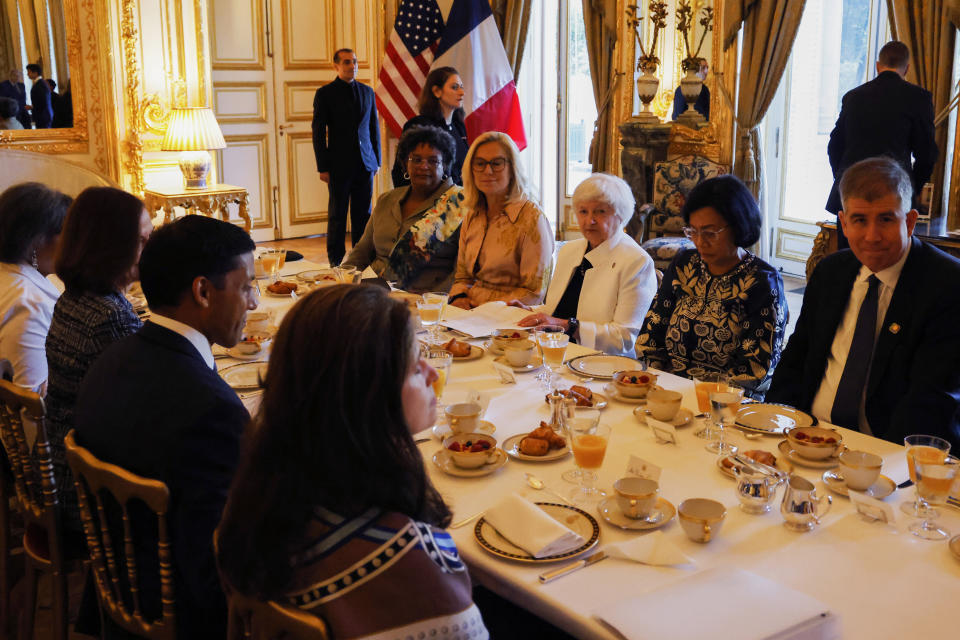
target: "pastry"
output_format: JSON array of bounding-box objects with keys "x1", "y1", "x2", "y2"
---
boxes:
[
  {"x1": 442, "y1": 338, "x2": 472, "y2": 358},
  {"x1": 267, "y1": 281, "x2": 298, "y2": 294}
]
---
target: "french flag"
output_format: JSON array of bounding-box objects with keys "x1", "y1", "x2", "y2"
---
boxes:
[{"x1": 376, "y1": 0, "x2": 526, "y2": 150}]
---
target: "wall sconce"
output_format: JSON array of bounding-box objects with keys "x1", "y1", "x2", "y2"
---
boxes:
[{"x1": 161, "y1": 107, "x2": 226, "y2": 189}]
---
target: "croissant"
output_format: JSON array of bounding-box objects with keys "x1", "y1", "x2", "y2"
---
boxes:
[
  {"x1": 442, "y1": 338, "x2": 472, "y2": 358},
  {"x1": 519, "y1": 437, "x2": 550, "y2": 456}
]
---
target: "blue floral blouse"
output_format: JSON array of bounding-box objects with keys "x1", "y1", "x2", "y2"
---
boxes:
[{"x1": 636, "y1": 249, "x2": 787, "y2": 399}]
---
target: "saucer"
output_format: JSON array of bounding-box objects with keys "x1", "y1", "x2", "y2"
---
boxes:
[
  {"x1": 632, "y1": 407, "x2": 693, "y2": 428},
  {"x1": 432, "y1": 448, "x2": 508, "y2": 477},
  {"x1": 777, "y1": 440, "x2": 840, "y2": 469},
  {"x1": 451, "y1": 344, "x2": 484, "y2": 361},
  {"x1": 597, "y1": 497, "x2": 676, "y2": 531},
  {"x1": 822, "y1": 470, "x2": 896, "y2": 499},
  {"x1": 603, "y1": 383, "x2": 661, "y2": 404},
  {"x1": 485, "y1": 341, "x2": 505, "y2": 356},
  {"x1": 432, "y1": 419, "x2": 496, "y2": 440},
  {"x1": 494, "y1": 354, "x2": 542, "y2": 372},
  {"x1": 502, "y1": 433, "x2": 570, "y2": 462}
]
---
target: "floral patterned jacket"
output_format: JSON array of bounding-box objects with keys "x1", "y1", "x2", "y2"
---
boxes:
[{"x1": 636, "y1": 249, "x2": 787, "y2": 399}]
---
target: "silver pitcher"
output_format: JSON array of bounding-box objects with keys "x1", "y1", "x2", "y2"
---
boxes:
[
  {"x1": 781, "y1": 475, "x2": 832, "y2": 532},
  {"x1": 733, "y1": 465, "x2": 782, "y2": 514}
]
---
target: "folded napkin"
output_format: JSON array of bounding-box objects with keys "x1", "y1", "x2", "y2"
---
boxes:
[
  {"x1": 483, "y1": 493, "x2": 584, "y2": 558},
  {"x1": 604, "y1": 531, "x2": 693, "y2": 566}
]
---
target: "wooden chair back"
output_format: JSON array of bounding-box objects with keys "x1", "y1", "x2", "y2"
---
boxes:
[
  {"x1": 64, "y1": 430, "x2": 176, "y2": 640},
  {"x1": 226, "y1": 590, "x2": 329, "y2": 640}
]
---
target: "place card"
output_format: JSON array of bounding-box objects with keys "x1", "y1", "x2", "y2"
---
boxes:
[
  {"x1": 647, "y1": 417, "x2": 677, "y2": 445},
  {"x1": 491, "y1": 361, "x2": 516, "y2": 384},
  {"x1": 626, "y1": 455, "x2": 662, "y2": 482},
  {"x1": 849, "y1": 490, "x2": 896, "y2": 524},
  {"x1": 465, "y1": 389, "x2": 492, "y2": 414}
]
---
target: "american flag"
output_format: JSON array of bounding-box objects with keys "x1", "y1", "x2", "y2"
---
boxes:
[{"x1": 375, "y1": 0, "x2": 444, "y2": 138}]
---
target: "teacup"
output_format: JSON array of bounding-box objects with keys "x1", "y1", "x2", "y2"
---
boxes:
[
  {"x1": 613, "y1": 477, "x2": 659, "y2": 519},
  {"x1": 678, "y1": 498, "x2": 727, "y2": 543},
  {"x1": 245, "y1": 311, "x2": 271, "y2": 333},
  {"x1": 444, "y1": 402, "x2": 482, "y2": 433},
  {"x1": 442, "y1": 433, "x2": 498, "y2": 469},
  {"x1": 838, "y1": 449, "x2": 883, "y2": 491},
  {"x1": 504, "y1": 339, "x2": 536, "y2": 367},
  {"x1": 646, "y1": 389, "x2": 683, "y2": 421}
]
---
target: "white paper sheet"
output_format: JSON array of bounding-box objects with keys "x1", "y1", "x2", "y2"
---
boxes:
[{"x1": 441, "y1": 301, "x2": 531, "y2": 338}]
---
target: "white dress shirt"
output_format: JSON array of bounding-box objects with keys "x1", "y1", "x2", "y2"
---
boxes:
[
  {"x1": 538, "y1": 231, "x2": 658, "y2": 357},
  {"x1": 810, "y1": 242, "x2": 911, "y2": 433},
  {"x1": 0, "y1": 262, "x2": 61, "y2": 392},
  {"x1": 148, "y1": 313, "x2": 216, "y2": 370}
]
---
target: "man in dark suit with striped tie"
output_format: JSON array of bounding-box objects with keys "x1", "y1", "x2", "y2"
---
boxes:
[
  {"x1": 312, "y1": 48, "x2": 381, "y2": 266},
  {"x1": 768, "y1": 157, "x2": 960, "y2": 450}
]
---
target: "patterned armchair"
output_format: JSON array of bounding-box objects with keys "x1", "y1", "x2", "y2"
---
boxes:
[{"x1": 633, "y1": 154, "x2": 728, "y2": 270}]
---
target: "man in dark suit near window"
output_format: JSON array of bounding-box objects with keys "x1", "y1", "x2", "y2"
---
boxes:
[
  {"x1": 25, "y1": 64, "x2": 53, "y2": 128},
  {"x1": 768, "y1": 157, "x2": 960, "y2": 451},
  {"x1": 73, "y1": 215, "x2": 258, "y2": 638},
  {"x1": 826, "y1": 41, "x2": 938, "y2": 246},
  {"x1": 312, "y1": 48, "x2": 381, "y2": 266},
  {"x1": 0, "y1": 69, "x2": 31, "y2": 129}
]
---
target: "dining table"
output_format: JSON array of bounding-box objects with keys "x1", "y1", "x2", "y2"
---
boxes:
[{"x1": 219, "y1": 265, "x2": 960, "y2": 639}]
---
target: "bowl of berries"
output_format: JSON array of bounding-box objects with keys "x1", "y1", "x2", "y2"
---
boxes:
[
  {"x1": 612, "y1": 370, "x2": 658, "y2": 399},
  {"x1": 442, "y1": 433, "x2": 499, "y2": 469},
  {"x1": 491, "y1": 329, "x2": 530, "y2": 352},
  {"x1": 785, "y1": 426, "x2": 843, "y2": 460}
]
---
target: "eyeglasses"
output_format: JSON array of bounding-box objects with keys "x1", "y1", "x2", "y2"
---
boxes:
[
  {"x1": 471, "y1": 157, "x2": 509, "y2": 173},
  {"x1": 407, "y1": 155, "x2": 442, "y2": 168},
  {"x1": 682, "y1": 226, "x2": 728, "y2": 242}
]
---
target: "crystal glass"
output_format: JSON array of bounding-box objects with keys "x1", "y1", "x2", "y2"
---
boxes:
[
  {"x1": 568, "y1": 419, "x2": 610, "y2": 503},
  {"x1": 417, "y1": 292, "x2": 449, "y2": 344},
  {"x1": 910, "y1": 455, "x2": 959, "y2": 541},
  {"x1": 425, "y1": 349, "x2": 453, "y2": 419},
  {"x1": 693, "y1": 372, "x2": 725, "y2": 440},
  {"x1": 705, "y1": 381, "x2": 742, "y2": 456},
  {"x1": 531, "y1": 325, "x2": 564, "y2": 389},
  {"x1": 561, "y1": 404, "x2": 595, "y2": 484},
  {"x1": 260, "y1": 248, "x2": 285, "y2": 283},
  {"x1": 334, "y1": 265, "x2": 359, "y2": 284},
  {"x1": 537, "y1": 329, "x2": 569, "y2": 390},
  {"x1": 901, "y1": 434, "x2": 951, "y2": 517}
]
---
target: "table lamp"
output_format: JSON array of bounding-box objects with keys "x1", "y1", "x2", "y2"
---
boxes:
[{"x1": 161, "y1": 107, "x2": 227, "y2": 189}]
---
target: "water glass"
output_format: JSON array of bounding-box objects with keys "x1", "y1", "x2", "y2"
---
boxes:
[
  {"x1": 705, "y1": 381, "x2": 742, "y2": 456},
  {"x1": 910, "y1": 455, "x2": 959, "y2": 541},
  {"x1": 260, "y1": 248, "x2": 285, "y2": 283},
  {"x1": 901, "y1": 434, "x2": 951, "y2": 517},
  {"x1": 537, "y1": 329, "x2": 569, "y2": 390},
  {"x1": 417, "y1": 292, "x2": 448, "y2": 344}
]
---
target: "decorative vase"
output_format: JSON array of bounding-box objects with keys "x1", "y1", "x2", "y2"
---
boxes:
[
  {"x1": 678, "y1": 68, "x2": 704, "y2": 124},
  {"x1": 635, "y1": 69, "x2": 661, "y2": 122}
]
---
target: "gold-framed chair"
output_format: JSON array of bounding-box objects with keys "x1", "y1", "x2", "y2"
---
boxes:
[
  {"x1": 226, "y1": 590, "x2": 330, "y2": 640},
  {"x1": 64, "y1": 430, "x2": 177, "y2": 640},
  {"x1": 0, "y1": 368, "x2": 77, "y2": 639}
]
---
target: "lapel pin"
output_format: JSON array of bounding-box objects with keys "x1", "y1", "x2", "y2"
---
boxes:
[{"x1": 889, "y1": 323, "x2": 900, "y2": 334}]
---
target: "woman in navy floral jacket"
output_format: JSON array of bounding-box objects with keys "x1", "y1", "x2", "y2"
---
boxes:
[{"x1": 636, "y1": 175, "x2": 787, "y2": 399}]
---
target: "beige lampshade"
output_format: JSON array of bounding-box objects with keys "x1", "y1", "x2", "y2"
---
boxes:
[{"x1": 161, "y1": 107, "x2": 226, "y2": 151}]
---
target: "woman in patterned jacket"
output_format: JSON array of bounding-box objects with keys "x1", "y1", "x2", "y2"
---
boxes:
[
  {"x1": 217, "y1": 285, "x2": 488, "y2": 639},
  {"x1": 636, "y1": 175, "x2": 787, "y2": 399}
]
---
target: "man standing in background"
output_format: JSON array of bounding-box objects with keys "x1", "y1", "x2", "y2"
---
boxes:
[
  {"x1": 25, "y1": 64, "x2": 53, "y2": 129},
  {"x1": 312, "y1": 48, "x2": 381, "y2": 266},
  {"x1": 0, "y1": 69, "x2": 31, "y2": 129}
]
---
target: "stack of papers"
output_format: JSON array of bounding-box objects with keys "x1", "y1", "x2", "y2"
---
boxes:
[{"x1": 442, "y1": 301, "x2": 531, "y2": 338}]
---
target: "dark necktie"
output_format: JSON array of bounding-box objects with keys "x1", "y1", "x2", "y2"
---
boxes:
[
  {"x1": 351, "y1": 81, "x2": 361, "y2": 106},
  {"x1": 553, "y1": 257, "x2": 592, "y2": 320},
  {"x1": 831, "y1": 275, "x2": 880, "y2": 429}
]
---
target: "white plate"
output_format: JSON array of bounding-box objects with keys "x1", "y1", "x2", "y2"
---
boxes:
[
  {"x1": 449, "y1": 344, "x2": 484, "y2": 361},
  {"x1": 566, "y1": 354, "x2": 643, "y2": 379},
  {"x1": 633, "y1": 407, "x2": 694, "y2": 428},
  {"x1": 475, "y1": 503, "x2": 600, "y2": 563},
  {"x1": 716, "y1": 452, "x2": 794, "y2": 479},
  {"x1": 295, "y1": 269, "x2": 338, "y2": 284},
  {"x1": 822, "y1": 470, "x2": 896, "y2": 499},
  {"x1": 264, "y1": 285, "x2": 301, "y2": 298},
  {"x1": 432, "y1": 419, "x2": 496, "y2": 440},
  {"x1": 502, "y1": 433, "x2": 571, "y2": 462},
  {"x1": 432, "y1": 448, "x2": 508, "y2": 477},
  {"x1": 777, "y1": 440, "x2": 840, "y2": 469},
  {"x1": 544, "y1": 390, "x2": 608, "y2": 411},
  {"x1": 597, "y1": 497, "x2": 676, "y2": 531},
  {"x1": 494, "y1": 354, "x2": 542, "y2": 372},
  {"x1": 735, "y1": 404, "x2": 815, "y2": 435},
  {"x1": 220, "y1": 362, "x2": 268, "y2": 390}
]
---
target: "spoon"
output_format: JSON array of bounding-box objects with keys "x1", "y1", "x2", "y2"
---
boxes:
[{"x1": 525, "y1": 473, "x2": 573, "y2": 505}]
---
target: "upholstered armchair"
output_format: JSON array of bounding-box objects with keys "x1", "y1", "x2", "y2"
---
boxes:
[{"x1": 632, "y1": 154, "x2": 729, "y2": 269}]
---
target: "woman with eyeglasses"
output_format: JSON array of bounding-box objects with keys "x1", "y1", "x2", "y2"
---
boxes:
[
  {"x1": 448, "y1": 131, "x2": 553, "y2": 309},
  {"x1": 391, "y1": 67, "x2": 469, "y2": 187},
  {"x1": 343, "y1": 125, "x2": 464, "y2": 292},
  {"x1": 636, "y1": 175, "x2": 787, "y2": 399}
]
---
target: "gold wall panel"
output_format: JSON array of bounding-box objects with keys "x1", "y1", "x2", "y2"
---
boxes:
[
  {"x1": 213, "y1": 82, "x2": 268, "y2": 123},
  {"x1": 286, "y1": 131, "x2": 327, "y2": 225},
  {"x1": 775, "y1": 228, "x2": 817, "y2": 262},
  {"x1": 216, "y1": 134, "x2": 273, "y2": 230},
  {"x1": 282, "y1": 0, "x2": 331, "y2": 69},
  {"x1": 209, "y1": 0, "x2": 265, "y2": 70},
  {"x1": 283, "y1": 81, "x2": 321, "y2": 121}
]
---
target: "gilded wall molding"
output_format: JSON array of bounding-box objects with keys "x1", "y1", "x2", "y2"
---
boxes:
[
  {"x1": 121, "y1": 0, "x2": 146, "y2": 195},
  {"x1": 141, "y1": 93, "x2": 171, "y2": 135}
]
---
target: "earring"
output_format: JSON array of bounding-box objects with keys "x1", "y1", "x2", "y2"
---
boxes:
[
  {"x1": 403, "y1": 172, "x2": 410, "y2": 180},
  {"x1": 31, "y1": 250, "x2": 38, "y2": 269}
]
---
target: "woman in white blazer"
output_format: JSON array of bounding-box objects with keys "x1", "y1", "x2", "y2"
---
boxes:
[{"x1": 510, "y1": 173, "x2": 657, "y2": 357}]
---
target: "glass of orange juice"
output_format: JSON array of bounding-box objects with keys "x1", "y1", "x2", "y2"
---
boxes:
[
  {"x1": 910, "y1": 455, "x2": 958, "y2": 541},
  {"x1": 537, "y1": 330, "x2": 569, "y2": 390},
  {"x1": 260, "y1": 248, "x2": 285, "y2": 283},
  {"x1": 568, "y1": 419, "x2": 610, "y2": 503},
  {"x1": 902, "y1": 434, "x2": 951, "y2": 517},
  {"x1": 425, "y1": 349, "x2": 452, "y2": 419},
  {"x1": 692, "y1": 372, "x2": 725, "y2": 440}
]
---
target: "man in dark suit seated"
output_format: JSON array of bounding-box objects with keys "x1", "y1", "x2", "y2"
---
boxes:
[
  {"x1": 74, "y1": 215, "x2": 257, "y2": 638},
  {"x1": 768, "y1": 157, "x2": 960, "y2": 450},
  {"x1": 826, "y1": 41, "x2": 938, "y2": 246},
  {"x1": 0, "y1": 68, "x2": 31, "y2": 129}
]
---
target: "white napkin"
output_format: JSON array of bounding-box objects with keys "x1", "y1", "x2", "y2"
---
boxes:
[
  {"x1": 604, "y1": 531, "x2": 693, "y2": 566},
  {"x1": 483, "y1": 493, "x2": 584, "y2": 558}
]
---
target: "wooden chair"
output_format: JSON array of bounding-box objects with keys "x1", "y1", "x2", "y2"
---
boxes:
[
  {"x1": 226, "y1": 590, "x2": 329, "y2": 640},
  {"x1": 0, "y1": 369, "x2": 73, "y2": 639},
  {"x1": 63, "y1": 430, "x2": 176, "y2": 640}
]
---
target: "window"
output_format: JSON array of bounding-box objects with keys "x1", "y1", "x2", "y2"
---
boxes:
[{"x1": 564, "y1": 0, "x2": 596, "y2": 196}]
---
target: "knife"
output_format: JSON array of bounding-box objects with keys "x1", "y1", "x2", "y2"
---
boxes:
[{"x1": 538, "y1": 550, "x2": 607, "y2": 584}]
